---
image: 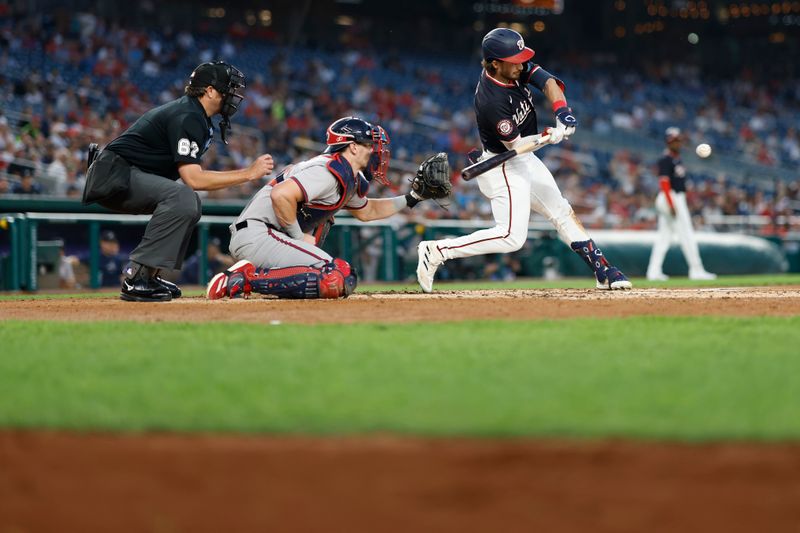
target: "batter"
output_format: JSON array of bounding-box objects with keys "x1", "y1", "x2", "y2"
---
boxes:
[{"x1": 417, "y1": 28, "x2": 632, "y2": 292}]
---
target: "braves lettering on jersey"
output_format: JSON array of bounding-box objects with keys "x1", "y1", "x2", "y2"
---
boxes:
[
  {"x1": 475, "y1": 70, "x2": 539, "y2": 153},
  {"x1": 106, "y1": 95, "x2": 213, "y2": 180},
  {"x1": 658, "y1": 150, "x2": 687, "y2": 192}
]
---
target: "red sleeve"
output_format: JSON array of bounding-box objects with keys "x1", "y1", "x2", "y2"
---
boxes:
[{"x1": 659, "y1": 177, "x2": 675, "y2": 211}]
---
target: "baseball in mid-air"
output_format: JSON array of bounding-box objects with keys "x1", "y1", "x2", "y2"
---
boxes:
[{"x1": 695, "y1": 143, "x2": 712, "y2": 158}]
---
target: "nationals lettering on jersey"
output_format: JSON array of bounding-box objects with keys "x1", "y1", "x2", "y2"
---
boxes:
[
  {"x1": 658, "y1": 150, "x2": 687, "y2": 193},
  {"x1": 475, "y1": 70, "x2": 539, "y2": 154}
]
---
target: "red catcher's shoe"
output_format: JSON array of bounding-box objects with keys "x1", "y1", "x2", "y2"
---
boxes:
[{"x1": 206, "y1": 260, "x2": 256, "y2": 300}]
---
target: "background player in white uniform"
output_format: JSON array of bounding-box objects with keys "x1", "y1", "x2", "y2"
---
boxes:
[
  {"x1": 207, "y1": 116, "x2": 447, "y2": 299},
  {"x1": 416, "y1": 28, "x2": 631, "y2": 293},
  {"x1": 646, "y1": 127, "x2": 717, "y2": 281}
]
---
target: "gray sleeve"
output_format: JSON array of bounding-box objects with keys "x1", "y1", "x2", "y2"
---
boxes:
[{"x1": 291, "y1": 164, "x2": 339, "y2": 204}]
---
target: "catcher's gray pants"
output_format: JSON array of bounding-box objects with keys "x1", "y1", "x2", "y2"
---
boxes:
[
  {"x1": 228, "y1": 221, "x2": 332, "y2": 270},
  {"x1": 99, "y1": 167, "x2": 201, "y2": 271}
]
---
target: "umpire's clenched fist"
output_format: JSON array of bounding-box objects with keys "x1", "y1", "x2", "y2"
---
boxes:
[{"x1": 249, "y1": 154, "x2": 274, "y2": 180}]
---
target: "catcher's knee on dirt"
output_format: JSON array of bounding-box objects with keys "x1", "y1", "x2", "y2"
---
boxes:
[{"x1": 247, "y1": 259, "x2": 357, "y2": 299}]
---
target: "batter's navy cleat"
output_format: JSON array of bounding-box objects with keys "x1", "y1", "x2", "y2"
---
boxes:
[
  {"x1": 154, "y1": 274, "x2": 182, "y2": 299},
  {"x1": 206, "y1": 260, "x2": 256, "y2": 300},
  {"x1": 417, "y1": 241, "x2": 445, "y2": 293},
  {"x1": 596, "y1": 266, "x2": 632, "y2": 290},
  {"x1": 120, "y1": 276, "x2": 172, "y2": 302},
  {"x1": 570, "y1": 239, "x2": 632, "y2": 291}
]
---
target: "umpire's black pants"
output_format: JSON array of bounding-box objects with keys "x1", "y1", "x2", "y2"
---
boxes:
[{"x1": 99, "y1": 167, "x2": 201, "y2": 271}]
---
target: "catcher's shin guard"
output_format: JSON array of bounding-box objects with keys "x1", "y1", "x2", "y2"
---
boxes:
[
  {"x1": 247, "y1": 259, "x2": 357, "y2": 299},
  {"x1": 570, "y1": 239, "x2": 632, "y2": 290},
  {"x1": 331, "y1": 258, "x2": 358, "y2": 297}
]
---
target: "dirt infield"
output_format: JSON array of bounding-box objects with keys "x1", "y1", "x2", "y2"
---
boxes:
[
  {"x1": 2, "y1": 287, "x2": 800, "y2": 532},
  {"x1": 3, "y1": 286, "x2": 800, "y2": 324},
  {"x1": 1, "y1": 431, "x2": 799, "y2": 533}
]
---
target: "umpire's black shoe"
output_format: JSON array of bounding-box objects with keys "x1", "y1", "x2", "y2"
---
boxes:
[
  {"x1": 120, "y1": 277, "x2": 172, "y2": 302},
  {"x1": 154, "y1": 275, "x2": 182, "y2": 299}
]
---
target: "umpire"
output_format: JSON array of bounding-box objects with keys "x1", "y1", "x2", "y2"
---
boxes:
[{"x1": 82, "y1": 61, "x2": 274, "y2": 302}]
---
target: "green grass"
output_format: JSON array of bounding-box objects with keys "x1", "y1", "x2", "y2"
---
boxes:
[
  {"x1": 1, "y1": 318, "x2": 798, "y2": 440},
  {"x1": 1, "y1": 273, "x2": 799, "y2": 300}
]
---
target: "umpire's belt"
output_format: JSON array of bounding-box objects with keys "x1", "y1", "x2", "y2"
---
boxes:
[{"x1": 231, "y1": 220, "x2": 279, "y2": 233}]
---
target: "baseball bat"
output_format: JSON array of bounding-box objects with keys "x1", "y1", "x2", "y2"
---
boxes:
[{"x1": 461, "y1": 133, "x2": 551, "y2": 181}]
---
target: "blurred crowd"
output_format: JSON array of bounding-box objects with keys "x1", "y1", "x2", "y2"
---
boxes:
[{"x1": 1, "y1": 11, "x2": 799, "y2": 237}]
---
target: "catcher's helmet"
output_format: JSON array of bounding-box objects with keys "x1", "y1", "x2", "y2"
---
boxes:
[
  {"x1": 324, "y1": 116, "x2": 391, "y2": 185},
  {"x1": 189, "y1": 61, "x2": 245, "y2": 144},
  {"x1": 482, "y1": 28, "x2": 535, "y2": 64}
]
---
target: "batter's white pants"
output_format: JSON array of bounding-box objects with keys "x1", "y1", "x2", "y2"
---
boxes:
[
  {"x1": 436, "y1": 151, "x2": 589, "y2": 261},
  {"x1": 647, "y1": 191, "x2": 708, "y2": 277}
]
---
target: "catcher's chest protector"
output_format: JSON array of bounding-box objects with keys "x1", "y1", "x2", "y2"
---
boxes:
[{"x1": 294, "y1": 153, "x2": 369, "y2": 234}]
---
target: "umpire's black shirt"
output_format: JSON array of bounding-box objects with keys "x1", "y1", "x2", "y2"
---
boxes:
[
  {"x1": 475, "y1": 70, "x2": 539, "y2": 154},
  {"x1": 657, "y1": 150, "x2": 687, "y2": 193},
  {"x1": 106, "y1": 96, "x2": 214, "y2": 180}
]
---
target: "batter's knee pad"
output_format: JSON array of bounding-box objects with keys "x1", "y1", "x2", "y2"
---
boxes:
[{"x1": 247, "y1": 259, "x2": 357, "y2": 299}]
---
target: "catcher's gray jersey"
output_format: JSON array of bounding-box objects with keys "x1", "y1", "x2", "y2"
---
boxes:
[{"x1": 234, "y1": 154, "x2": 367, "y2": 228}]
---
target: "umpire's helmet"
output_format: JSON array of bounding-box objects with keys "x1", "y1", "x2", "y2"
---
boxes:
[
  {"x1": 482, "y1": 28, "x2": 535, "y2": 64},
  {"x1": 189, "y1": 61, "x2": 245, "y2": 115},
  {"x1": 189, "y1": 61, "x2": 245, "y2": 144}
]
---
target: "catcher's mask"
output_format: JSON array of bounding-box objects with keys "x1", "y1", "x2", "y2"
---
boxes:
[
  {"x1": 189, "y1": 61, "x2": 246, "y2": 145},
  {"x1": 324, "y1": 116, "x2": 391, "y2": 186}
]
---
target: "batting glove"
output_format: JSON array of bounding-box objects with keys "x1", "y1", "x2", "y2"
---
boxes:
[
  {"x1": 544, "y1": 126, "x2": 564, "y2": 145},
  {"x1": 554, "y1": 106, "x2": 578, "y2": 138}
]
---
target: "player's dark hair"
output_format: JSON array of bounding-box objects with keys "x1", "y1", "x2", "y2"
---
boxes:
[
  {"x1": 184, "y1": 85, "x2": 207, "y2": 98},
  {"x1": 481, "y1": 59, "x2": 498, "y2": 75}
]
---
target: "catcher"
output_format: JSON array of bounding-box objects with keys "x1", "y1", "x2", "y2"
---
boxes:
[{"x1": 207, "y1": 116, "x2": 451, "y2": 299}]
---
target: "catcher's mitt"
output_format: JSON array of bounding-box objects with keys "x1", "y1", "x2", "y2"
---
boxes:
[{"x1": 411, "y1": 152, "x2": 452, "y2": 200}]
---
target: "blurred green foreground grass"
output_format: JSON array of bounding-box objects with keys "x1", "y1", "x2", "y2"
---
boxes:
[{"x1": 1, "y1": 317, "x2": 798, "y2": 440}]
